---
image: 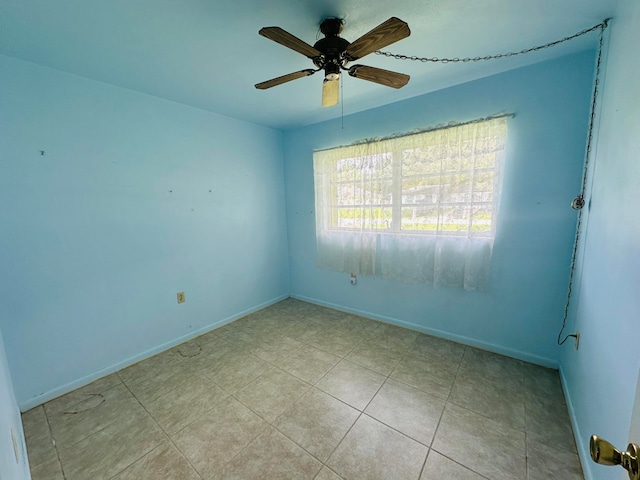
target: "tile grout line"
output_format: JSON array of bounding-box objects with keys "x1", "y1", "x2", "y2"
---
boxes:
[
  {"x1": 329, "y1": 327, "x2": 438, "y2": 475},
  {"x1": 43, "y1": 382, "x2": 125, "y2": 450},
  {"x1": 317, "y1": 337, "x2": 405, "y2": 478},
  {"x1": 225, "y1": 308, "x2": 555, "y2": 478},
  {"x1": 39, "y1": 382, "x2": 138, "y2": 477},
  {"x1": 216, "y1": 326, "x2": 345, "y2": 474},
  {"x1": 523, "y1": 384, "x2": 582, "y2": 454},
  {"x1": 195, "y1": 396, "x2": 268, "y2": 478},
  {"x1": 116, "y1": 372, "x2": 205, "y2": 480},
  {"x1": 219, "y1": 319, "x2": 359, "y2": 474},
  {"x1": 198, "y1": 347, "x2": 321, "y2": 477},
  {"x1": 31, "y1": 301, "x2": 573, "y2": 480},
  {"x1": 417, "y1": 343, "x2": 468, "y2": 479},
  {"x1": 301, "y1": 327, "x2": 437, "y2": 476},
  {"x1": 41, "y1": 405, "x2": 69, "y2": 480},
  {"x1": 430, "y1": 451, "x2": 494, "y2": 480},
  {"x1": 155, "y1": 356, "x2": 259, "y2": 438},
  {"x1": 150, "y1": 356, "x2": 282, "y2": 477},
  {"x1": 427, "y1": 349, "x2": 532, "y2": 480},
  {"x1": 106, "y1": 443, "x2": 182, "y2": 480}
]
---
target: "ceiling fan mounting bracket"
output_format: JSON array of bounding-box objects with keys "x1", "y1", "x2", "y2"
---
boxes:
[{"x1": 319, "y1": 17, "x2": 344, "y2": 37}]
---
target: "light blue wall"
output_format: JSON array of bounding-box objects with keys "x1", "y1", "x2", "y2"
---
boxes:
[
  {"x1": 560, "y1": 3, "x2": 640, "y2": 479},
  {"x1": 0, "y1": 55, "x2": 290, "y2": 408},
  {"x1": 283, "y1": 51, "x2": 595, "y2": 366},
  {"x1": 0, "y1": 328, "x2": 31, "y2": 480}
]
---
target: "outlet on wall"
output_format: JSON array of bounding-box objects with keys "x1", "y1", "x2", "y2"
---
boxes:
[{"x1": 177, "y1": 292, "x2": 185, "y2": 304}]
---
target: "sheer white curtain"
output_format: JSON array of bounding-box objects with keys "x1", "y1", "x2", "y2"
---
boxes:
[{"x1": 313, "y1": 117, "x2": 508, "y2": 291}]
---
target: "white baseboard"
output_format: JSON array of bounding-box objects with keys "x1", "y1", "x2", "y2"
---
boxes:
[
  {"x1": 559, "y1": 366, "x2": 593, "y2": 480},
  {"x1": 290, "y1": 293, "x2": 558, "y2": 368},
  {"x1": 19, "y1": 294, "x2": 289, "y2": 411}
]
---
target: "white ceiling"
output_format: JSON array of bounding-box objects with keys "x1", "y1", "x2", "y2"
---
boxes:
[{"x1": 0, "y1": 0, "x2": 620, "y2": 130}]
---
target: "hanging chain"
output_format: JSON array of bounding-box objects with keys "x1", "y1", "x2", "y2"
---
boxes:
[
  {"x1": 578, "y1": 20, "x2": 609, "y2": 195},
  {"x1": 557, "y1": 19, "x2": 609, "y2": 346},
  {"x1": 372, "y1": 18, "x2": 611, "y2": 346},
  {"x1": 375, "y1": 20, "x2": 609, "y2": 64}
]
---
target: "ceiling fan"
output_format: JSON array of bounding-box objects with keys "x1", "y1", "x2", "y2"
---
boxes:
[{"x1": 255, "y1": 17, "x2": 411, "y2": 107}]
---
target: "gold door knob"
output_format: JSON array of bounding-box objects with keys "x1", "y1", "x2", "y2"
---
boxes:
[{"x1": 590, "y1": 435, "x2": 640, "y2": 480}]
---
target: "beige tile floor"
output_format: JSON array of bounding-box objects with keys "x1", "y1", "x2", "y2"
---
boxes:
[{"x1": 22, "y1": 298, "x2": 584, "y2": 480}]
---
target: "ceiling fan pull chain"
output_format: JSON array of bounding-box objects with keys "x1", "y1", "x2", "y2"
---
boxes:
[{"x1": 374, "y1": 19, "x2": 609, "y2": 63}]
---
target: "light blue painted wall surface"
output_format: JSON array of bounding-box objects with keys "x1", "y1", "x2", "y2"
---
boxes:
[
  {"x1": 560, "y1": 3, "x2": 640, "y2": 479},
  {"x1": 0, "y1": 55, "x2": 290, "y2": 407},
  {"x1": 283, "y1": 51, "x2": 595, "y2": 366},
  {"x1": 1, "y1": 37, "x2": 632, "y2": 480},
  {"x1": 0, "y1": 329, "x2": 31, "y2": 480}
]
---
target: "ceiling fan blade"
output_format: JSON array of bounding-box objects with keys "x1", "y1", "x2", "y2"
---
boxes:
[
  {"x1": 345, "y1": 17, "x2": 410, "y2": 61},
  {"x1": 322, "y1": 78, "x2": 339, "y2": 107},
  {"x1": 255, "y1": 69, "x2": 317, "y2": 90},
  {"x1": 348, "y1": 65, "x2": 410, "y2": 89},
  {"x1": 259, "y1": 27, "x2": 323, "y2": 59}
]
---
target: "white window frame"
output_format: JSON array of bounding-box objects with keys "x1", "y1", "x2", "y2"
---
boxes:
[
  {"x1": 312, "y1": 116, "x2": 509, "y2": 290},
  {"x1": 317, "y1": 118, "x2": 507, "y2": 239}
]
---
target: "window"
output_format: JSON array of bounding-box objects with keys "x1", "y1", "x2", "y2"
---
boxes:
[{"x1": 313, "y1": 117, "x2": 508, "y2": 290}]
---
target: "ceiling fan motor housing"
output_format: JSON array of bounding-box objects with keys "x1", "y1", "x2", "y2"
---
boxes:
[
  {"x1": 323, "y1": 62, "x2": 340, "y2": 80},
  {"x1": 313, "y1": 36, "x2": 351, "y2": 57},
  {"x1": 314, "y1": 18, "x2": 351, "y2": 77}
]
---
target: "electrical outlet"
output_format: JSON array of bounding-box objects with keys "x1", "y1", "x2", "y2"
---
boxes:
[
  {"x1": 177, "y1": 292, "x2": 185, "y2": 304},
  {"x1": 350, "y1": 273, "x2": 357, "y2": 285},
  {"x1": 574, "y1": 330, "x2": 580, "y2": 350}
]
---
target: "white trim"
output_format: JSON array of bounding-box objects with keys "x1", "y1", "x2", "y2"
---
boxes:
[
  {"x1": 559, "y1": 366, "x2": 594, "y2": 480},
  {"x1": 290, "y1": 293, "x2": 557, "y2": 368},
  {"x1": 18, "y1": 294, "x2": 289, "y2": 412}
]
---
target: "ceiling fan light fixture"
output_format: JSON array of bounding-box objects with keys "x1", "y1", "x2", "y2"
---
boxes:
[
  {"x1": 322, "y1": 77, "x2": 339, "y2": 107},
  {"x1": 324, "y1": 62, "x2": 340, "y2": 81}
]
